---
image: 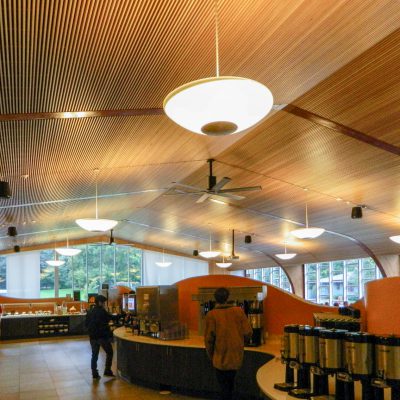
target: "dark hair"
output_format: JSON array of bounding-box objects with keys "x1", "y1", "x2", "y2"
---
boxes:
[
  {"x1": 95, "y1": 295, "x2": 107, "y2": 305},
  {"x1": 214, "y1": 287, "x2": 230, "y2": 304}
]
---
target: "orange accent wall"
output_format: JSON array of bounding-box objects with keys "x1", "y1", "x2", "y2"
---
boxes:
[
  {"x1": 175, "y1": 274, "x2": 335, "y2": 335},
  {"x1": 364, "y1": 277, "x2": 400, "y2": 335}
]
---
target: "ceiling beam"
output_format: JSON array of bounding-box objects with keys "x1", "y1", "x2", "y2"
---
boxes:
[
  {"x1": 0, "y1": 108, "x2": 164, "y2": 122},
  {"x1": 283, "y1": 104, "x2": 400, "y2": 157}
]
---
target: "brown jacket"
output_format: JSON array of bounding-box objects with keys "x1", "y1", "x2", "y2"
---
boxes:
[{"x1": 204, "y1": 304, "x2": 253, "y2": 371}]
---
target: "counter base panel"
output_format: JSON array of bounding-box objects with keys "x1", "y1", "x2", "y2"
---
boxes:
[{"x1": 116, "y1": 336, "x2": 273, "y2": 399}]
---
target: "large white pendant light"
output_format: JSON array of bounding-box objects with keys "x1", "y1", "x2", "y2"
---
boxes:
[
  {"x1": 275, "y1": 242, "x2": 297, "y2": 260},
  {"x1": 200, "y1": 226, "x2": 221, "y2": 258},
  {"x1": 163, "y1": 2, "x2": 273, "y2": 136},
  {"x1": 155, "y1": 249, "x2": 172, "y2": 268},
  {"x1": 389, "y1": 235, "x2": 400, "y2": 244},
  {"x1": 46, "y1": 245, "x2": 65, "y2": 267},
  {"x1": 291, "y1": 202, "x2": 325, "y2": 239},
  {"x1": 216, "y1": 255, "x2": 232, "y2": 268},
  {"x1": 76, "y1": 175, "x2": 118, "y2": 232},
  {"x1": 56, "y1": 236, "x2": 81, "y2": 257}
]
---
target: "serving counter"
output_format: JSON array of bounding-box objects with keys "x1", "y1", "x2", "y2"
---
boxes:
[
  {"x1": 114, "y1": 327, "x2": 278, "y2": 399},
  {"x1": 0, "y1": 313, "x2": 88, "y2": 339}
]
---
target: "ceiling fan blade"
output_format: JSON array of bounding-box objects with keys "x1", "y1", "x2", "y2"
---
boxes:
[
  {"x1": 214, "y1": 193, "x2": 246, "y2": 201},
  {"x1": 212, "y1": 177, "x2": 231, "y2": 192},
  {"x1": 196, "y1": 193, "x2": 211, "y2": 203},
  {"x1": 163, "y1": 190, "x2": 205, "y2": 196},
  {"x1": 218, "y1": 186, "x2": 262, "y2": 193},
  {"x1": 172, "y1": 182, "x2": 204, "y2": 192}
]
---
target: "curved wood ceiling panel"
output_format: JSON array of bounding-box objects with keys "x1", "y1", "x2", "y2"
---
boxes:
[
  {"x1": 1, "y1": 1, "x2": 400, "y2": 263},
  {"x1": 293, "y1": 28, "x2": 400, "y2": 146}
]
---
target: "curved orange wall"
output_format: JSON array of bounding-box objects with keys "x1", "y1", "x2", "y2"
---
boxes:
[
  {"x1": 175, "y1": 275, "x2": 335, "y2": 335},
  {"x1": 365, "y1": 277, "x2": 400, "y2": 335}
]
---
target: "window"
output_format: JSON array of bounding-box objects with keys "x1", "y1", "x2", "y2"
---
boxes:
[
  {"x1": 40, "y1": 244, "x2": 143, "y2": 299},
  {"x1": 304, "y1": 257, "x2": 382, "y2": 305},
  {"x1": 0, "y1": 256, "x2": 6, "y2": 293},
  {"x1": 246, "y1": 267, "x2": 293, "y2": 293}
]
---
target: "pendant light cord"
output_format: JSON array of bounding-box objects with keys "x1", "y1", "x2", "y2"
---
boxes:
[{"x1": 214, "y1": 0, "x2": 220, "y2": 77}]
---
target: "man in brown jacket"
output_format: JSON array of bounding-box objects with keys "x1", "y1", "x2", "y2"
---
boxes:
[{"x1": 204, "y1": 287, "x2": 253, "y2": 400}]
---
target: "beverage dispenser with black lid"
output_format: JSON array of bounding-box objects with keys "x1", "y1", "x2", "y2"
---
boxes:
[
  {"x1": 373, "y1": 334, "x2": 400, "y2": 400},
  {"x1": 310, "y1": 329, "x2": 348, "y2": 400},
  {"x1": 336, "y1": 332, "x2": 376, "y2": 400},
  {"x1": 274, "y1": 324, "x2": 299, "y2": 392},
  {"x1": 289, "y1": 325, "x2": 326, "y2": 399}
]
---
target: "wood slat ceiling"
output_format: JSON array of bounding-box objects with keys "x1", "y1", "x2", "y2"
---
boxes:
[{"x1": 1, "y1": 1, "x2": 400, "y2": 269}]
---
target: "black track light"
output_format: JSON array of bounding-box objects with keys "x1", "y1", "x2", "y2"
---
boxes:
[
  {"x1": 0, "y1": 181, "x2": 11, "y2": 198},
  {"x1": 244, "y1": 235, "x2": 252, "y2": 244},
  {"x1": 7, "y1": 226, "x2": 17, "y2": 237},
  {"x1": 351, "y1": 206, "x2": 363, "y2": 219}
]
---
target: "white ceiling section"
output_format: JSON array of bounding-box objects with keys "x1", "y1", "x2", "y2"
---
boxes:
[{"x1": 0, "y1": 1, "x2": 400, "y2": 269}]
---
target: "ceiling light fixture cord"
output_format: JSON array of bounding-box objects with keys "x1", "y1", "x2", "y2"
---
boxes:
[
  {"x1": 95, "y1": 176, "x2": 99, "y2": 219},
  {"x1": 214, "y1": 0, "x2": 220, "y2": 77},
  {"x1": 305, "y1": 202, "x2": 308, "y2": 228}
]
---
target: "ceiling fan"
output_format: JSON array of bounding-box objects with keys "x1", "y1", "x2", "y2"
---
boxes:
[{"x1": 166, "y1": 159, "x2": 261, "y2": 204}]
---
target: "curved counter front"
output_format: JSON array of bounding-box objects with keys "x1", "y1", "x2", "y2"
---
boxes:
[{"x1": 113, "y1": 327, "x2": 277, "y2": 399}]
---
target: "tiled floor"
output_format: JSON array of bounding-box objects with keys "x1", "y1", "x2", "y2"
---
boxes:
[{"x1": 0, "y1": 336, "x2": 202, "y2": 400}]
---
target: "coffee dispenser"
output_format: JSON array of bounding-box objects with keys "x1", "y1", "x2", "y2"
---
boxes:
[
  {"x1": 310, "y1": 329, "x2": 348, "y2": 400},
  {"x1": 337, "y1": 332, "x2": 375, "y2": 400},
  {"x1": 289, "y1": 326, "x2": 326, "y2": 399},
  {"x1": 373, "y1": 335, "x2": 400, "y2": 400},
  {"x1": 274, "y1": 324, "x2": 298, "y2": 392}
]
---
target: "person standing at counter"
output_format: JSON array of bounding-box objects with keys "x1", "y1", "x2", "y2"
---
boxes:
[
  {"x1": 85, "y1": 295, "x2": 115, "y2": 379},
  {"x1": 204, "y1": 287, "x2": 253, "y2": 400}
]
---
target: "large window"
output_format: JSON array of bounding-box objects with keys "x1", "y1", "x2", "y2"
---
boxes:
[
  {"x1": 304, "y1": 258, "x2": 382, "y2": 305},
  {"x1": 40, "y1": 244, "x2": 142, "y2": 299},
  {"x1": 0, "y1": 256, "x2": 6, "y2": 293},
  {"x1": 246, "y1": 267, "x2": 293, "y2": 293}
]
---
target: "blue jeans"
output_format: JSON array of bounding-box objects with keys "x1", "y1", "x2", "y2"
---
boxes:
[{"x1": 90, "y1": 337, "x2": 113, "y2": 373}]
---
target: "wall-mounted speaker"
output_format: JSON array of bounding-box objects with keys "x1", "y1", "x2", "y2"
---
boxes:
[
  {"x1": 244, "y1": 235, "x2": 252, "y2": 244},
  {"x1": 0, "y1": 181, "x2": 11, "y2": 198},
  {"x1": 7, "y1": 226, "x2": 17, "y2": 236},
  {"x1": 351, "y1": 206, "x2": 363, "y2": 219},
  {"x1": 14, "y1": 245, "x2": 20, "y2": 253},
  {"x1": 193, "y1": 250, "x2": 199, "y2": 256}
]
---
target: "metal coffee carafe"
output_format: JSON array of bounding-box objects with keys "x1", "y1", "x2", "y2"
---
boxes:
[
  {"x1": 274, "y1": 324, "x2": 299, "y2": 392},
  {"x1": 337, "y1": 332, "x2": 375, "y2": 400},
  {"x1": 373, "y1": 335, "x2": 400, "y2": 400}
]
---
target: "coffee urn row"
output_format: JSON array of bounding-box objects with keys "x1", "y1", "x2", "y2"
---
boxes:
[{"x1": 274, "y1": 324, "x2": 400, "y2": 400}]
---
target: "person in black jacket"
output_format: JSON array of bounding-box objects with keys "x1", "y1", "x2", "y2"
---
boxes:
[{"x1": 85, "y1": 295, "x2": 114, "y2": 379}]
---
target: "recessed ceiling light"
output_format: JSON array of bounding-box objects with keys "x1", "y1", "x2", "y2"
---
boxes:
[
  {"x1": 21, "y1": 174, "x2": 29, "y2": 179},
  {"x1": 336, "y1": 198, "x2": 342, "y2": 202}
]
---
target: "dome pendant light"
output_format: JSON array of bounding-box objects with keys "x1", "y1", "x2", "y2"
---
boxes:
[
  {"x1": 56, "y1": 235, "x2": 82, "y2": 257},
  {"x1": 76, "y1": 173, "x2": 118, "y2": 232},
  {"x1": 275, "y1": 242, "x2": 297, "y2": 260},
  {"x1": 46, "y1": 242, "x2": 65, "y2": 267},
  {"x1": 199, "y1": 226, "x2": 221, "y2": 258},
  {"x1": 216, "y1": 255, "x2": 232, "y2": 268},
  {"x1": 155, "y1": 249, "x2": 172, "y2": 268},
  {"x1": 163, "y1": 1, "x2": 273, "y2": 136},
  {"x1": 291, "y1": 202, "x2": 325, "y2": 239}
]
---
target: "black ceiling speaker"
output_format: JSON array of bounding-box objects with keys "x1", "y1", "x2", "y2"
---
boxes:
[
  {"x1": 193, "y1": 250, "x2": 199, "y2": 257},
  {"x1": 0, "y1": 181, "x2": 11, "y2": 198},
  {"x1": 14, "y1": 245, "x2": 20, "y2": 253},
  {"x1": 244, "y1": 235, "x2": 252, "y2": 244},
  {"x1": 351, "y1": 206, "x2": 363, "y2": 219},
  {"x1": 7, "y1": 226, "x2": 17, "y2": 236},
  {"x1": 109, "y1": 229, "x2": 115, "y2": 245}
]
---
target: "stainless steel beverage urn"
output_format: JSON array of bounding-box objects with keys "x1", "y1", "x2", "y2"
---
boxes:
[
  {"x1": 285, "y1": 324, "x2": 300, "y2": 361},
  {"x1": 299, "y1": 325, "x2": 323, "y2": 366},
  {"x1": 375, "y1": 335, "x2": 400, "y2": 383},
  {"x1": 345, "y1": 332, "x2": 374, "y2": 377},
  {"x1": 318, "y1": 329, "x2": 347, "y2": 372}
]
